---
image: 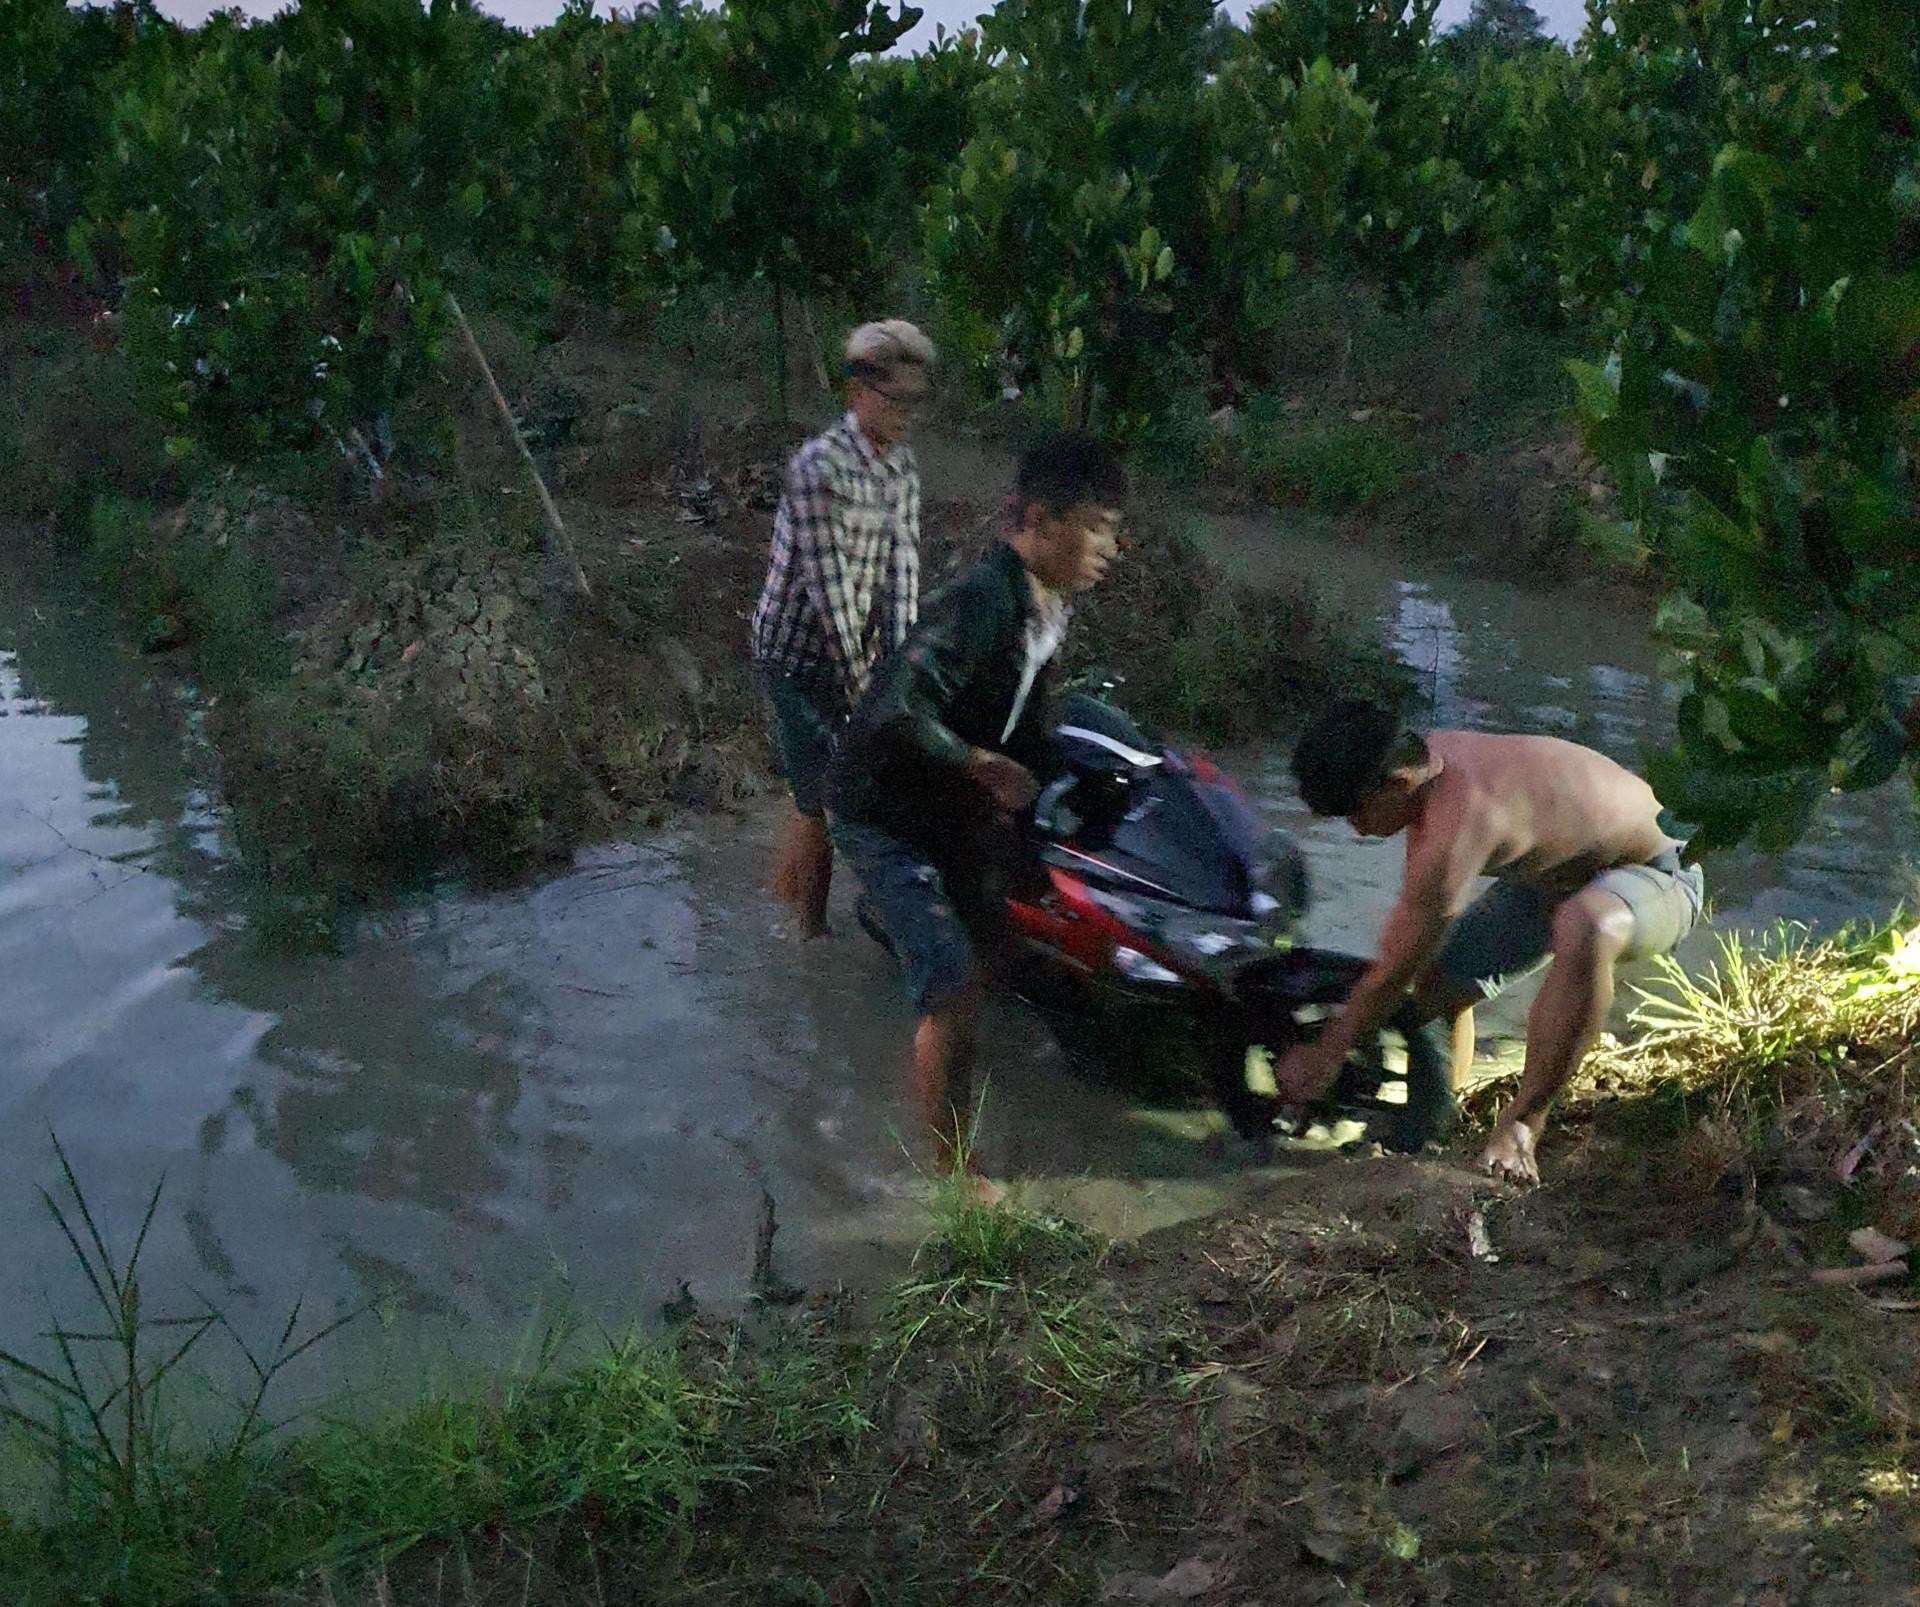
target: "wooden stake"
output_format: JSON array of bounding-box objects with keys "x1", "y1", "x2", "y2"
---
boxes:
[{"x1": 445, "y1": 290, "x2": 591, "y2": 602}]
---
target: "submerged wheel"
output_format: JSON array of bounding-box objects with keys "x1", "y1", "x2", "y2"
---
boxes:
[
  {"x1": 1373, "y1": 1007, "x2": 1457, "y2": 1153},
  {"x1": 1236, "y1": 952, "x2": 1459, "y2": 1154}
]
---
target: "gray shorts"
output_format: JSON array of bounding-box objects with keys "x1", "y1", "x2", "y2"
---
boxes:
[
  {"x1": 1435, "y1": 851, "x2": 1706, "y2": 1000},
  {"x1": 758, "y1": 667, "x2": 840, "y2": 817},
  {"x1": 832, "y1": 816, "x2": 1004, "y2": 1015}
]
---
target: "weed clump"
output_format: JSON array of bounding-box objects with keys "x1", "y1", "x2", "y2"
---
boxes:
[
  {"x1": 1237, "y1": 412, "x2": 1418, "y2": 512},
  {"x1": 1069, "y1": 503, "x2": 1412, "y2": 745},
  {"x1": 1583, "y1": 921, "x2": 1920, "y2": 1237}
]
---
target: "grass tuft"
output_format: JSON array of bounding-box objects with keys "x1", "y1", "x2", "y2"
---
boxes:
[{"x1": 1605, "y1": 920, "x2": 1920, "y2": 1109}]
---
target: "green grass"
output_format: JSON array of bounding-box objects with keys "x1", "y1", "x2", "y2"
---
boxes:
[
  {"x1": 1593, "y1": 918, "x2": 1920, "y2": 1129},
  {"x1": 86, "y1": 493, "x2": 285, "y2": 689},
  {"x1": 1238, "y1": 413, "x2": 1419, "y2": 511},
  {"x1": 0, "y1": 1136, "x2": 875, "y2": 1607},
  {"x1": 0, "y1": 1109, "x2": 1109, "y2": 1604},
  {"x1": 0, "y1": 322, "x2": 159, "y2": 535},
  {"x1": 1068, "y1": 499, "x2": 1412, "y2": 746}
]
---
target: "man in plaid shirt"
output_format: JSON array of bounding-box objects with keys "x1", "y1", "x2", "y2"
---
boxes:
[{"x1": 752, "y1": 319, "x2": 936, "y2": 939}]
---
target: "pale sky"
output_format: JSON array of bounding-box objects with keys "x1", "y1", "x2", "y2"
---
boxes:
[{"x1": 150, "y1": 0, "x2": 1588, "y2": 48}]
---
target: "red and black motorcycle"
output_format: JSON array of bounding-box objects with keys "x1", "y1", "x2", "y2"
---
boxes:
[{"x1": 859, "y1": 694, "x2": 1457, "y2": 1156}]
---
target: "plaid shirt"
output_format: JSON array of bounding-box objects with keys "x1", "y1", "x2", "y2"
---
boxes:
[{"x1": 750, "y1": 412, "x2": 920, "y2": 709}]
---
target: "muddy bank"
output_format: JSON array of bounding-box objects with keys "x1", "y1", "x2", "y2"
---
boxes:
[
  {"x1": 7, "y1": 1075, "x2": 1916, "y2": 1605},
  {"x1": 4, "y1": 274, "x2": 1595, "y2": 914}
]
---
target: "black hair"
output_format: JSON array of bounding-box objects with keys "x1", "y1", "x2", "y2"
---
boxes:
[
  {"x1": 1014, "y1": 432, "x2": 1127, "y2": 520},
  {"x1": 1291, "y1": 699, "x2": 1429, "y2": 818}
]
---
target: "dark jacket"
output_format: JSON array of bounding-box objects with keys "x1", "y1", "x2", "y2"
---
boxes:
[{"x1": 829, "y1": 542, "x2": 1057, "y2": 846}]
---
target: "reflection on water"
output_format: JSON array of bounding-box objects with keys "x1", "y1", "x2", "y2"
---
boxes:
[
  {"x1": 0, "y1": 542, "x2": 1277, "y2": 1394},
  {"x1": 1, "y1": 517, "x2": 1913, "y2": 1395}
]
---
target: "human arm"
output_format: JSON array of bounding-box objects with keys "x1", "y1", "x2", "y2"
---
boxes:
[
  {"x1": 864, "y1": 573, "x2": 1035, "y2": 809},
  {"x1": 1274, "y1": 802, "x2": 1498, "y2": 1102},
  {"x1": 1273, "y1": 861, "x2": 1456, "y2": 1103}
]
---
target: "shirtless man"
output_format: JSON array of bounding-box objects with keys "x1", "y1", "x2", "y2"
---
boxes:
[{"x1": 1273, "y1": 701, "x2": 1705, "y2": 1182}]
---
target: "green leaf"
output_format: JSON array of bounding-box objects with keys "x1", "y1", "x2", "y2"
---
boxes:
[
  {"x1": 1699, "y1": 694, "x2": 1741, "y2": 752},
  {"x1": 64, "y1": 221, "x2": 97, "y2": 279},
  {"x1": 1565, "y1": 358, "x2": 1618, "y2": 424},
  {"x1": 1646, "y1": 748, "x2": 1822, "y2": 856},
  {"x1": 1721, "y1": 684, "x2": 1801, "y2": 758},
  {"x1": 1651, "y1": 594, "x2": 1717, "y2": 652},
  {"x1": 1830, "y1": 710, "x2": 1908, "y2": 793},
  {"x1": 1752, "y1": 771, "x2": 1823, "y2": 855},
  {"x1": 1580, "y1": 510, "x2": 1650, "y2": 569}
]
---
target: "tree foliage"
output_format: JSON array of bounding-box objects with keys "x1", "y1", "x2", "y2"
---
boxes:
[
  {"x1": 1561, "y1": 0, "x2": 1920, "y2": 850},
  {"x1": 925, "y1": 0, "x2": 1214, "y2": 440},
  {"x1": 632, "y1": 0, "x2": 919, "y2": 415},
  {"x1": 854, "y1": 26, "x2": 991, "y2": 221},
  {"x1": 8, "y1": 0, "x2": 1916, "y2": 852},
  {"x1": 76, "y1": 0, "x2": 537, "y2": 459},
  {"x1": 1211, "y1": 0, "x2": 1473, "y2": 330},
  {"x1": 0, "y1": 0, "x2": 155, "y2": 306},
  {"x1": 1455, "y1": 0, "x2": 1547, "y2": 53}
]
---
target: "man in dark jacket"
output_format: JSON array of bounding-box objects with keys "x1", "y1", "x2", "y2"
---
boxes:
[{"x1": 829, "y1": 434, "x2": 1125, "y2": 1197}]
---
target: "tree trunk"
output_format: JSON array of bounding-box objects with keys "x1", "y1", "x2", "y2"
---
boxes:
[
  {"x1": 770, "y1": 282, "x2": 789, "y2": 425},
  {"x1": 798, "y1": 296, "x2": 833, "y2": 397}
]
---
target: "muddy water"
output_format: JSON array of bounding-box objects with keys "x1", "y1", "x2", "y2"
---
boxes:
[
  {"x1": 0, "y1": 546, "x2": 1258, "y2": 1400},
  {"x1": 1, "y1": 519, "x2": 1913, "y2": 1399}
]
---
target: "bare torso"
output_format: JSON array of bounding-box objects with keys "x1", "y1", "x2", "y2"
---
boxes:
[{"x1": 1410, "y1": 731, "x2": 1675, "y2": 909}]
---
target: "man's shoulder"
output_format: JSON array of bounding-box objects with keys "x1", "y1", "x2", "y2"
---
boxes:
[
  {"x1": 924, "y1": 544, "x2": 1018, "y2": 614},
  {"x1": 1411, "y1": 739, "x2": 1505, "y2": 848},
  {"x1": 787, "y1": 419, "x2": 861, "y2": 481},
  {"x1": 1434, "y1": 728, "x2": 1606, "y2": 761},
  {"x1": 1436, "y1": 728, "x2": 1629, "y2": 793}
]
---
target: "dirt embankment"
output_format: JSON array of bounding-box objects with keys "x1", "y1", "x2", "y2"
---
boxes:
[
  {"x1": 7, "y1": 303, "x2": 1416, "y2": 916},
  {"x1": 333, "y1": 1101, "x2": 1915, "y2": 1606}
]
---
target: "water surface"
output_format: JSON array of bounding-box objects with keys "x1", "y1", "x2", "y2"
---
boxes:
[{"x1": 2, "y1": 518, "x2": 1911, "y2": 1399}]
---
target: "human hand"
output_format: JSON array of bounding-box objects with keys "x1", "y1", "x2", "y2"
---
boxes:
[
  {"x1": 966, "y1": 750, "x2": 1040, "y2": 814},
  {"x1": 1272, "y1": 1043, "x2": 1339, "y2": 1104},
  {"x1": 1479, "y1": 1119, "x2": 1540, "y2": 1185}
]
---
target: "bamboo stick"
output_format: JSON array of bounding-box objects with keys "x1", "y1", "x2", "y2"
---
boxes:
[{"x1": 445, "y1": 290, "x2": 592, "y2": 602}]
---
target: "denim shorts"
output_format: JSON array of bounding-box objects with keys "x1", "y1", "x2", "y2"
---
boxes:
[
  {"x1": 1435, "y1": 852, "x2": 1706, "y2": 1000},
  {"x1": 758, "y1": 667, "x2": 839, "y2": 818},
  {"x1": 832, "y1": 816, "x2": 1004, "y2": 1016}
]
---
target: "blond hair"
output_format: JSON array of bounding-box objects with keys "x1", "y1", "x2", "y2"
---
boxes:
[{"x1": 844, "y1": 319, "x2": 936, "y2": 383}]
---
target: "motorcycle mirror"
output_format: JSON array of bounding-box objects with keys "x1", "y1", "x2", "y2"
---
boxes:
[{"x1": 1032, "y1": 775, "x2": 1081, "y2": 839}]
